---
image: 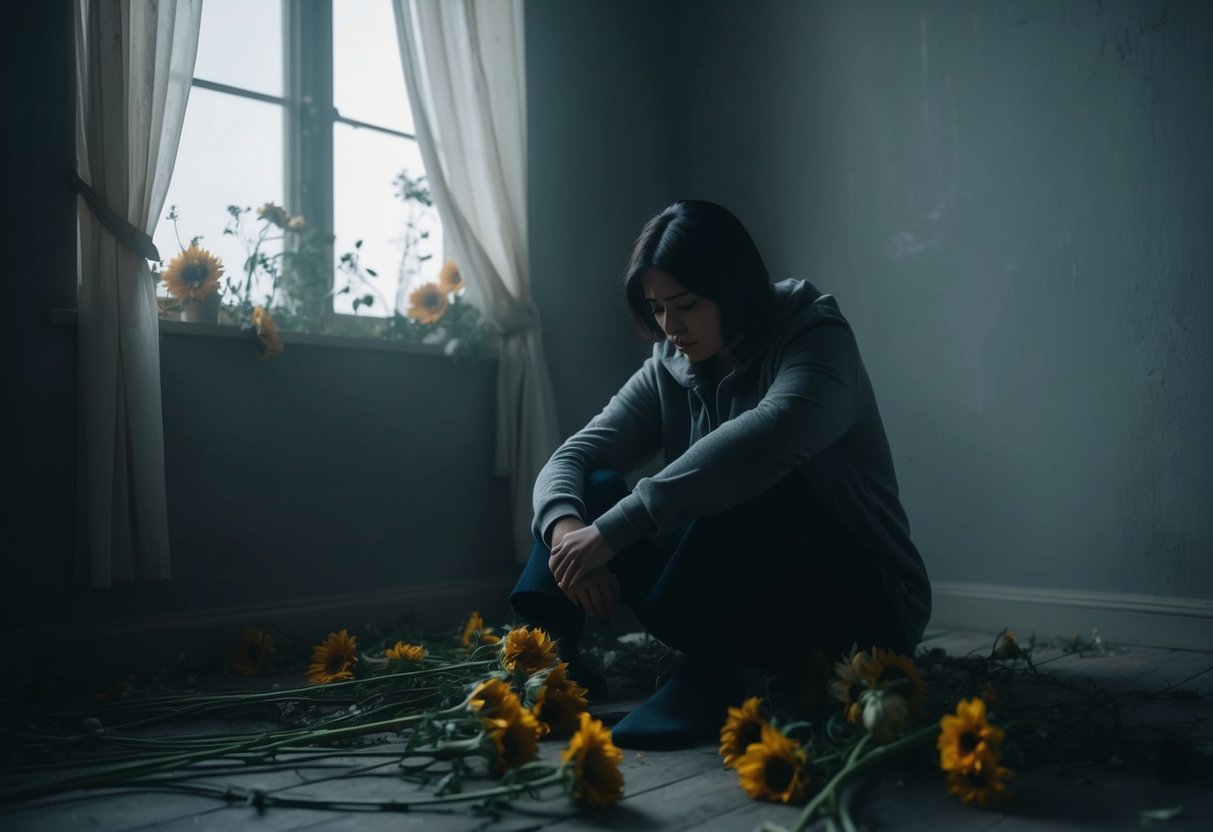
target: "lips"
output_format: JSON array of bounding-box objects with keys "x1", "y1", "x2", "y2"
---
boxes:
[{"x1": 673, "y1": 341, "x2": 694, "y2": 350}]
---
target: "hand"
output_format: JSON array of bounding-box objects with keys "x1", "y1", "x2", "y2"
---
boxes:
[
  {"x1": 564, "y1": 566, "x2": 621, "y2": 619},
  {"x1": 550, "y1": 516, "x2": 587, "y2": 549},
  {"x1": 549, "y1": 524, "x2": 616, "y2": 590}
]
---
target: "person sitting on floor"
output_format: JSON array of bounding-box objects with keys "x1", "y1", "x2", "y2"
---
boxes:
[{"x1": 509, "y1": 199, "x2": 932, "y2": 750}]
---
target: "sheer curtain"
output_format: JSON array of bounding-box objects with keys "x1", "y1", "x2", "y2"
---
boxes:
[
  {"x1": 74, "y1": 0, "x2": 202, "y2": 586},
  {"x1": 392, "y1": 0, "x2": 561, "y2": 560}
]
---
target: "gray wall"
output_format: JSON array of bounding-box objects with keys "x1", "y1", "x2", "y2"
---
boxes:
[{"x1": 674, "y1": 0, "x2": 1212, "y2": 599}]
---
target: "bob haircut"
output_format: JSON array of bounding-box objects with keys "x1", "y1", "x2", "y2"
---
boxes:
[{"x1": 622, "y1": 200, "x2": 773, "y2": 353}]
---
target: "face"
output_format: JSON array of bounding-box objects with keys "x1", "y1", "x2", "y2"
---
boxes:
[{"x1": 640, "y1": 269, "x2": 724, "y2": 363}]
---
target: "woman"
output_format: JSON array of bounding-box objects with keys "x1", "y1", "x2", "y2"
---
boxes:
[{"x1": 510, "y1": 200, "x2": 931, "y2": 750}]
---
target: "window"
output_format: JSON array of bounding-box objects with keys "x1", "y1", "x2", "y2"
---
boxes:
[{"x1": 155, "y1": 0, "x2": 444, "y2": 337}]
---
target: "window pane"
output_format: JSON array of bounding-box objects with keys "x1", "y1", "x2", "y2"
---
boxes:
[
  {"x1": 193, "y1": 0, "x2": 283, "y2": 98},
  {"x1": 333, "y1": 124, "x2": 442, "y2": 317},
  {"x1": 333, "y1": 0, "x2": 414, "y2": 135},
  {"x1": 155, "y1": 88, "x2": 284, "y2": 310}
]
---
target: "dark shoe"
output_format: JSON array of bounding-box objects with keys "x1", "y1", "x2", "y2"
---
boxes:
[{"x1": 610, "y1": 658, "x2": 743, "y2": 750}]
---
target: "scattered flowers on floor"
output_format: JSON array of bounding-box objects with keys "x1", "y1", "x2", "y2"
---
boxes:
[
  {"x1": 231, "y1": 626, "x2": 276, "y2": 676},
  {"x1": 306, "y1": 628, "x2": 358, "y2": 685}
]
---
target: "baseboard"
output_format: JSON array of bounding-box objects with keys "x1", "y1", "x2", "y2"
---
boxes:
[
  {"x1": 6, "y1": 573, "x2": 520, "y2": 684},
  {"x1": 928, "y1": 581, "x2": 1213, "y2": 651}
]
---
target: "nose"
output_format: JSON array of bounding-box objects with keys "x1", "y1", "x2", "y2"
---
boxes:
[{"x1": 663, "y1": 311, "x2": 685, "y2": 336}]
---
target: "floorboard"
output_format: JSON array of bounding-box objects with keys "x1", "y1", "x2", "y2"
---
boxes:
[{"x1": 2, "y1": 628, "x2": 1209, "y2": 832}]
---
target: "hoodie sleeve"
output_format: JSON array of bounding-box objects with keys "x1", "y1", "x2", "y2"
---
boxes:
[
  {"x1": 531, "y1": 356, "x2": 664, "y2": 545},
  {"x1": 592, "y1": 320, "x2": 859, "y2": 554}
]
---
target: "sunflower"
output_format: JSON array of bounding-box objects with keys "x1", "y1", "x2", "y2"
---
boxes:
[
  {"x1": 384, "y1": 641, "x2": 426, "y2": 662},
  {"x1": 306, "y1": 628, "x2": 358, "y2": 685},
  {"x1": 470, "y1": 677, "x2": 521, "y2": 719},
  {"x1": 719, "y1": 696, "x2": 768, "y2": 769},
  {"x1": 530, "y1": 662, "x2": 589, "y2": 736},
  {"x1": 257, "y1": 202, "x2": 290, "y2": 228},
  {"x1": 829, "y1": 645, "x2": 881, "y2": 724},
  {"x1": 735, "y1": 723, "x2": 809, "y2": 804},
  {"x1": 437, "y1": 258, "x2": 464, "y2": 294},
  {"x1": 485, "y1": 707, "x2": 543, "y2": 773},
  {"x1": 561, "y1": 712, "x2": 625, "y2": 808},
  {"x1": 502, "y1": 626, "x2": 559, "y2": 676},
  {"x1": 460, "y1": 611, "x2": 500, "y2": 647},
  {"x1": 947, "y1": 762, "x2": 1014, "y2": 808},
  {"x1": 407, "y1": 281, "x2": 449, "y2": 324},
  {"x1": 871, "y1": 647, "x2": 927, "y2": 714},
  {"x1": 250, "y1": 306, "x2": 284, "y2": 359},
  {"x1": 938, "y1": 697, "x2": 1005, "y2": 773},
  {"x1": 231, "y1": 626, "x2": 276, "y2": 676},
  {"x1": 161, "y1": 244, "x2": 223, "y2": 300}
]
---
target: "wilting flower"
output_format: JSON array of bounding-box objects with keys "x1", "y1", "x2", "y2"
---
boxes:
[
  {"x1": 251, "y1": 306, "x2": 284, "y2": 359},
  {"x1": 938, "y1": 697, "x2": 1005, "y2": 773},
  {"x1": 306, "y1": 629, "x2": 358, "y2": 685},
  {"x1": 871, "y1": 647, "x2": 926, "y2": 714},
  {"x1": 502, "y1": 626, "x2": 559, "y2": 676},
  {"x1": 257, "y1": 202, "x2": 290, "y2": 228},
  {"x1": 860, "y1": 688, "x2": 909, "y2": 743},
  {"x1": 562, "y1": 712, "x2": 625, "y2": 808},
  {"x1": 947, "y1": 762, "x2": 1014, "y2": 808},
  {"x1": 719, "y1": 696, "x2": 768, "y2": 769},
  {"x1": 735, "y1": 723, "x2": 809, "y2": 804},
  {"x1": 994, "y1": 629, "x2": 1024, "y2": 659},
  {"x1": 437, "y1": 258, "x2": 464, "y2": 294},
  {"x1": 470, "y1": 677, "x2": 521, "y2": 720},
  {"x1": 829, "y1": 645, "x2": 881, "y2": 723},
  {"x1": 384, "y1": 641, "x2": 426, "y2": 662},
  {"x1": 161, "y1": 244, "x2": 223, "y2": 300},
  {"x1": 528, "y1": 662, "x2": 589, "y2": 736},
  {"x1": 485, "y1": 707, "x2": 542, "y2": 773},
  {"x1": 231, "y1": 626, "x2": 276, "y2": 676},
  {"x1": 460, "y1": 611, "x2": 499, "y2": 647},
  {"x1": 407, "y1": 282, "x2": 449, "y2": 324},
  {"x1": 286, "y1": 215, "x2": 306, "y2": 230}
]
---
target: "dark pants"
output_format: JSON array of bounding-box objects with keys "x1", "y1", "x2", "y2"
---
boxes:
[{"x1": 510, "y1": 471, "x2": 898, "y2": 672}]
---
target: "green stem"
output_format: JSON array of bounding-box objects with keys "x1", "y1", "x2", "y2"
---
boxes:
[{"x1": 789, "y1": 724, "x2": 937, "y2": 832}]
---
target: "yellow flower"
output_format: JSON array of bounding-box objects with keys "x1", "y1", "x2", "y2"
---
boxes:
[
  {"x1": 470, "y1": 677, "x2": 520, "y2": 720},
  {"x1": 437, "y1": 258, "x2": 464, "y2": 294},
  {"x1": 938, "y1": 697, "x2": 1005, "y2": 773},
  {"x1": 947, "y1": 761, "x2": 1014, "y2": 808},
  {"x1": 407, "y1": 281, "x2": 449, "y2": 324},
  {"x1": 161, "y1": 244, "x2": 223, "y2": 300},
  {"x1": 871, "y1": 647, "x2": 927, "y2": 714},
  {"x1": 735, "y1": 723, "x2": 809, "y2": 804},
  {"x1": 860, "y1": 689, "x2": 909, "y2": 743},
  {"x1": 561, "y1": 712, "x2": 624, "y2": 808},
  {"x1": 994, "y1": 629, "x2": 1024, "y2": 659},
  {"x1": 719, "y1": 696, "x2": 768, "y2": 769},
  {"x1": 530, "y1": 662, "x2": 589, "y2": 736},
  {"x1": 306, "y1": 629, "x2": 358, "y2": 685},
  {"x1": 829, "y1": 645, "x2": 881, "y2": 724},
  {"x1": 460, "y1": 611, "x2": 499, "y2": 647},
  {"x1": 231, "y1": 626, "x2": 275, "y2": 676},
  {"x1": 251, "y1": 306, "x2": 284, "y2": 359},
  {"x1": 485, "y1": 707, "x2": 542, "y2": 773},
  {"x1": 384, "y1": 641, "x2": 426, "y2": 662},
  {"x1": 257, "y1": 202, "x2": 290, "y2": 228},
  {"x1": 502, "y1": 626, "x2": 559, "y2": 676}
]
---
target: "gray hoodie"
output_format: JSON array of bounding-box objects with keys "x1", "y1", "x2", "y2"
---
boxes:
[{"x1": 532, "y1": 278, "x2": 932, "y2": 649}]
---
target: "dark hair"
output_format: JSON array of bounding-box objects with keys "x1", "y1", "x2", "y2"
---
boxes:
[{"x1": 622, "y1": 200, "x2": 772, "y2": 352}]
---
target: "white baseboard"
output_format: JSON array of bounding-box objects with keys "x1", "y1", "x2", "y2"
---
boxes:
[{"x1": 929, "y1": 581, "x2": 1213, "y2": 651}]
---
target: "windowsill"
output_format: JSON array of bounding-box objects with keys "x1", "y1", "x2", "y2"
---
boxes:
[{"x1": 49, "y1": 308, "x2": 498, "y2": 361}]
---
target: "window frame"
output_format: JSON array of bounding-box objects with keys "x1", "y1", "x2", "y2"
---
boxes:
[{"x1": 185, "y1": 0, "x2": 427, "y2": 335}]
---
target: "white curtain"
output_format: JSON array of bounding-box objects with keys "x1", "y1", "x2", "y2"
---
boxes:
[
  {"x1": 74, "y1": 0, "x2": 202, "y2": 586},
  {"x1": 392, "y1": 0, "x2": 561, "y2": 560}
]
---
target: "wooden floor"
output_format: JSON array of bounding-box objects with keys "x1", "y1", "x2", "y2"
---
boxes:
[{"x1": 3, "y1": 628, "x2": 1211, "y2": 832}]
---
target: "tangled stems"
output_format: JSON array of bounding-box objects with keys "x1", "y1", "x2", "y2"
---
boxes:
[{"x1": 760, "y1": 724, "x2": 940, "y2": 832}]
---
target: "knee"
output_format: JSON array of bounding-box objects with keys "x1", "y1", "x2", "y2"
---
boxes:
[{"x1": 584, "y1": 469, "x2": 629, "y2": 521}]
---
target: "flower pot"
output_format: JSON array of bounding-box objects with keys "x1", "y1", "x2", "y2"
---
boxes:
[{"x1": 181, "y1": 292, "x2": 221, "y2": 324}]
